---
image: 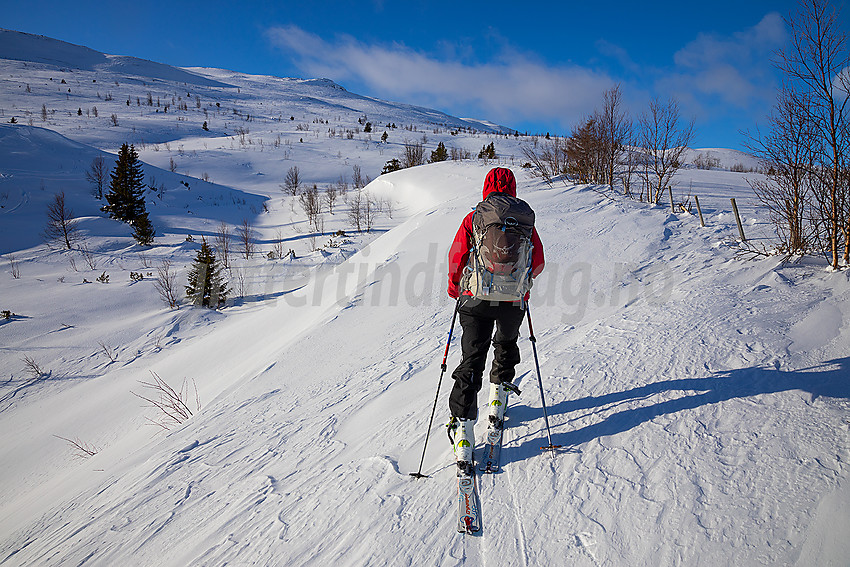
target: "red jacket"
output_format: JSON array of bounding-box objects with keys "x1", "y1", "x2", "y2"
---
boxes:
[{"x1": 447, "y1": 167, "x2": 544, "y2": 299}]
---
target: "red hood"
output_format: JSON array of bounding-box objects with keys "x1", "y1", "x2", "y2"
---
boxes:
[{"x1": 482, "y1": 167, "x2": 516, "y2": 199}]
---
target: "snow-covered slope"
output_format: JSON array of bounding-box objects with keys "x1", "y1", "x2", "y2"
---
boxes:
[
  {"x1": 0, "y1": 29, "x2": 514, "y2": 153},
  {"x1": 0, "y1": 28, "x2": 234, "y2": 88},
  {"x1": 3, "y1": 161, "x2": 849, "y2": 566},
  {"x1": 1, "y1": 30, "x2": 849, "y2": 567}
]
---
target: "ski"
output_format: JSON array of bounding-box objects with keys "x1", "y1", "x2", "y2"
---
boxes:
[
  {"x1": 456, "y1": 463, "x2": 481, "y2": 534},
  {"x1": 478, "y1": 421, "x2": 503, "y2": 473},
  {"x1": 479, "y1": 381, "x2": 519, "y2": 473}
]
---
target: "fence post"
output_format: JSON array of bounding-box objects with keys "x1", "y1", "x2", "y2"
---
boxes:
[
  {"x1": 694, "y1": 195, "x2": 705, "y2": 227},
  {"x1": 731, "y1": 198, "x2": 746, "y2": 242},
  {"x1": 668, "y1": 186, "x2": 675, "y2": 213}
]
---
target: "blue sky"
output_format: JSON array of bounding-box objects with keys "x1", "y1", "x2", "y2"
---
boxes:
[{"x1": 4, "y1": 0, "x2": 847, "y2": 149}]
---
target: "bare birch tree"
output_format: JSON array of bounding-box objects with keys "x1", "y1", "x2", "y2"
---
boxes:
[
  {"x1": 601, "y1": 85, "x2": 632, "y2": 190},
  {"x1": 348, "y1": 189, "x2": 364, "y2": 232},
  {"x1": 153, "y1": 259, "x2": 180, "y2": 309},
  {"x1": 352, "y1": 165, "x2": 365, "y2": 190},
  {"x1": 401, "y1": 140, "x2": 426, "y2": 168},
  {"x1": 236, "y1": 218, "x2": 256, "y2": 259},
  {"x1": 85, "y1": 156, "x2": 107, "y2": 199},
  {"x1": 283, "y1": 166, "x2": 301, "y2": 196},
  {"x1": 746, "y1": 87, "x2": 817, "y2": 254},
  {"x1": 299, "y1": 184, "x2": 322, "y2": 232},
  {"x1": 214, "y1": 221, "x2": 231, "y2": 269},
  {"x1": 775, "y1": 0, "x2": 850, "y2": 268},
  {"x1": 637, "y1": 97, "x2": 694, "y2": 203},
  {"x1": 324, "y1": 185, "x2": 338, "y2": 215},
  {"x1": 521, "y1": 137, "x2": 567, "y2": 186},
  {"x1": 43, "y1": 191, "x2": 81, "y2": 250}
]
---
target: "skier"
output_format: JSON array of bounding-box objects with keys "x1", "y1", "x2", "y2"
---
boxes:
[{"x1": 446, "y1": 167, "x2": 544, "y2": 471}]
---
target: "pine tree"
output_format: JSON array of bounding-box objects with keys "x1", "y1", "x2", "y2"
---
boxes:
[
  {"x1": 102, "y1": 143, "x2": 147, "y2": 223},
  {"x1": 185, "y1": 239, "x2": 229, "y2": 308}
]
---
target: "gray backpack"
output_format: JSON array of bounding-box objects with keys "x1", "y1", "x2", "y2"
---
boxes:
[{"x1": 462, "y1": 193, "x2": 535, "y2": 302}]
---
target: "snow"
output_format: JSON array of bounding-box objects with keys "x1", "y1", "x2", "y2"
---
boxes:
[
  {"x1": 0, "y1": 28, "x2": 233, "y2": 88},
  {"x1": 1, "y1": 29, "x2": 849, "y2": 567}
]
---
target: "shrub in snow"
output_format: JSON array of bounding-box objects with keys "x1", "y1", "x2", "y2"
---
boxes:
[
  {"x1": 21, "y1": 355, "x2": 46, "y2": 379},
  {"x1": 9, "y1": 255, "x2": 21, "y2": 278},
  {"x1": 133, "y1": 372, "x2": 200, "y2": 430},
  {"x1": 53, "y1": 435, "x2": 99, "y2": 459},
  {"x1": 153, "y1": 260, "x2": 179, "y2": 309}
]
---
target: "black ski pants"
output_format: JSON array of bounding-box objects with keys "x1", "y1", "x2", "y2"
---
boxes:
[{"x1": 449, "y1": 297, "x2": 526, "y2": 420}]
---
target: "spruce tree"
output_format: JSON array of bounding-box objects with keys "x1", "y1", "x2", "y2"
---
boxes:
[
  {"x1": 102, "y1": 143, "x2": 147, "y2": 223},
  {"x1": 478, "y1": 142, "x2": 497, "y2": 160},
  {"x1": 381, "y1": 158, "x2": 402, "y2": 174},
  {"x1": 185, "y1": 239, "x2": 229, "y2": 308},
  {"x1": 132, "y1": 211, "x2": 156, "y2": 246},
  {"x1": 430, "y1": 141, "x2": 448, "y2": 163}
]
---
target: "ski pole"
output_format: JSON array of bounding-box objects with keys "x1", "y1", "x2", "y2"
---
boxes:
[
  {"x1": 526, "y1": 306, "x2": 562, "y2": 453},
  {"x1": 410, "y1": 300, "x2": 460, "y2": 479}
]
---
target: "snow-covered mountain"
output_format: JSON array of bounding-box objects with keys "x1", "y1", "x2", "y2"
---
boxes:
[{"x1": 1, "y1": 30, "x2": 849, "y2": 567}]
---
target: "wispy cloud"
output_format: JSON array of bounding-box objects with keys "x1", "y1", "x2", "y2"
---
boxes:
[
  {"x1": 266, "y1": 25, "x2": 613, "y2": 130},
  {"x1": 267, "y1": 16, "x2": 789, "y2": 141},
  {"x1": 664, "y1": 13, "x2": 787, "y2": 111}
]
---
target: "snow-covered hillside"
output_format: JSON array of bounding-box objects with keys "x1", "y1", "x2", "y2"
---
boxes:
[{"x1": 1, "y1": 30, "x2": 849, "y2": 567}]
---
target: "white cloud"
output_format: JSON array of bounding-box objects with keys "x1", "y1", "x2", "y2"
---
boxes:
[
  {"x1": 265, "y1": 25, "x2": 613, "y2": 130},
  {"x1": 669, "y1": 13, "x2": 787, "y2": 108},
  {"x1": 266, "y1": 16, "x2": 790, "y2": 140}
]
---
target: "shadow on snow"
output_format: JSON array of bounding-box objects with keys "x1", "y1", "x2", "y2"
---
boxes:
[{"x1": 505, "y1": 357, "x2": 850, "y2": 463}]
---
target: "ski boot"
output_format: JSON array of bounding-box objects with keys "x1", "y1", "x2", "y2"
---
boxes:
[
  {"x1": 485, "y1": 383, "x2": 508, "y2": 443},
  {"x1": 447, "y1": 417, "x2": 475, "y2": 476}
]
